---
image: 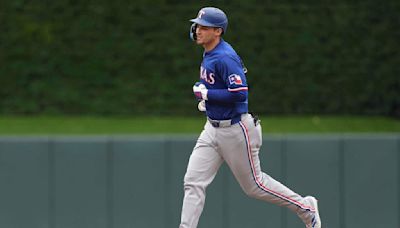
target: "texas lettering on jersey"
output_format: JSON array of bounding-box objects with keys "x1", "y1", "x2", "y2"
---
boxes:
[{"x1": 200, "y1": 66, "x2": 215, "y2": 84}]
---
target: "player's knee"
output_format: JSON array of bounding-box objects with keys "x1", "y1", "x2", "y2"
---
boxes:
[
  {"x1": 184, "y1": 174, "x2": 200, "y2": 186},
  {"x1": 184, "y1": 183, "x2": 202, "y2": 193},
  {"x1": 183, "y1": 176, "x2": 205, "y2": 193},
  {"x1": 183, "y1": 182, "x2": 206, "y2": 202},
  {"x1": 243, "y1": 186, "x2": 261, "y2": 199}
]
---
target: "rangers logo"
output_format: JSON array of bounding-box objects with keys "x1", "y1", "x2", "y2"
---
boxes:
[
  {"x1": 198, "y1": 10, "x2": 205, "y2": 18},
  {"x1": 228, "y1": 74, "x2": 242, "y2": 85}
]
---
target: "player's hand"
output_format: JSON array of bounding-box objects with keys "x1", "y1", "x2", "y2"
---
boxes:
[
  {"x1": 197, "y1": 100, "x2": 206, "y2": 112},
  {"x1": 193, "y1": 82, "x2": 208, "y2": 100}
]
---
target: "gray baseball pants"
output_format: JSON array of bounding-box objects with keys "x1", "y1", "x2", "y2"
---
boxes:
[{"x1": 179, "y1": 114, "x2": 315, "y2": 228}]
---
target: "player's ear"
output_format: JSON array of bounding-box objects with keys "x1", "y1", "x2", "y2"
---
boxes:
[{"x1": 215, "y1": 27, "x2": 223, "y2": 36}]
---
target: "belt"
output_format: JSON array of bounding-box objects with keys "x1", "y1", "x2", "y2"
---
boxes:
[{"x1": 207, "y1": 114, "x2": 244, "y2": 128}]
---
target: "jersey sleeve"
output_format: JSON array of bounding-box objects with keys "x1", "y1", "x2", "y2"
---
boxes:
[
  {"x1": 218, "y1": 55, "x2": 248, "y2": 92},
  {"x1": 206, "y1": 54, "x2": 249, "y2": 103}
]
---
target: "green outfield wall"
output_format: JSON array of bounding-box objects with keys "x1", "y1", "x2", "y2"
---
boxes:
[{"x1": 0, "y1": 135, "x2": 399, "y2": 228}]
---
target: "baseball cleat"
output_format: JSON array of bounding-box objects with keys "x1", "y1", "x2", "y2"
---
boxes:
[{"x1": 305, "y1": 196, "x2": 321, "y2": 228}]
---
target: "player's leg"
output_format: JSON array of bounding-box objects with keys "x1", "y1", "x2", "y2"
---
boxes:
[
  {"x1": 179, "y1": 123, "x2": 224, "y2": 228},
  {"x1": 219, "y1": 114, "x2": 320, "y2": 227}
]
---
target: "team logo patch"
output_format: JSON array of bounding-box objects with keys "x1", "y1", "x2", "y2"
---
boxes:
[
  {"x1": 228, "y1": 74, "x2": 243, "y2": 85},
  {"x1": 198, "y1": 10, "x2": 205, "y2": 18}
]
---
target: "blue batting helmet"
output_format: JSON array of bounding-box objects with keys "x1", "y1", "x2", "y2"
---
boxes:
[{"x1": 189, "y1": 7, "x2": 228, "y2": 41}]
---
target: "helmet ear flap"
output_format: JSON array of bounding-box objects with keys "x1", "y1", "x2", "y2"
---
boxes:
[{"x1": 190, "y1": 23, "x2": 197, "y2": 41}]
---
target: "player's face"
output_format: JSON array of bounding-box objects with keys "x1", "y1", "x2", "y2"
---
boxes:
[{"x1": 195, "y1": 25, "x2": 222, "y2": 46}]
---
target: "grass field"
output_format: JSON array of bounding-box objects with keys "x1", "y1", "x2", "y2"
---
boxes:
[{"x1": 0, "y1": 115, "x2": 399, "y2": 135}]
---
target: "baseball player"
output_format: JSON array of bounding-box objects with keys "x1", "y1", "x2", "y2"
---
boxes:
[{"x1": 179, "y1": 7, "x2": 321, "y2": 228}]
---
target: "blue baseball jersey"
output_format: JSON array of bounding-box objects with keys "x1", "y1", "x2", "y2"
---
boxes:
[{"x1": 199, "y1": 39, "x2": 248, "y2": 120}]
